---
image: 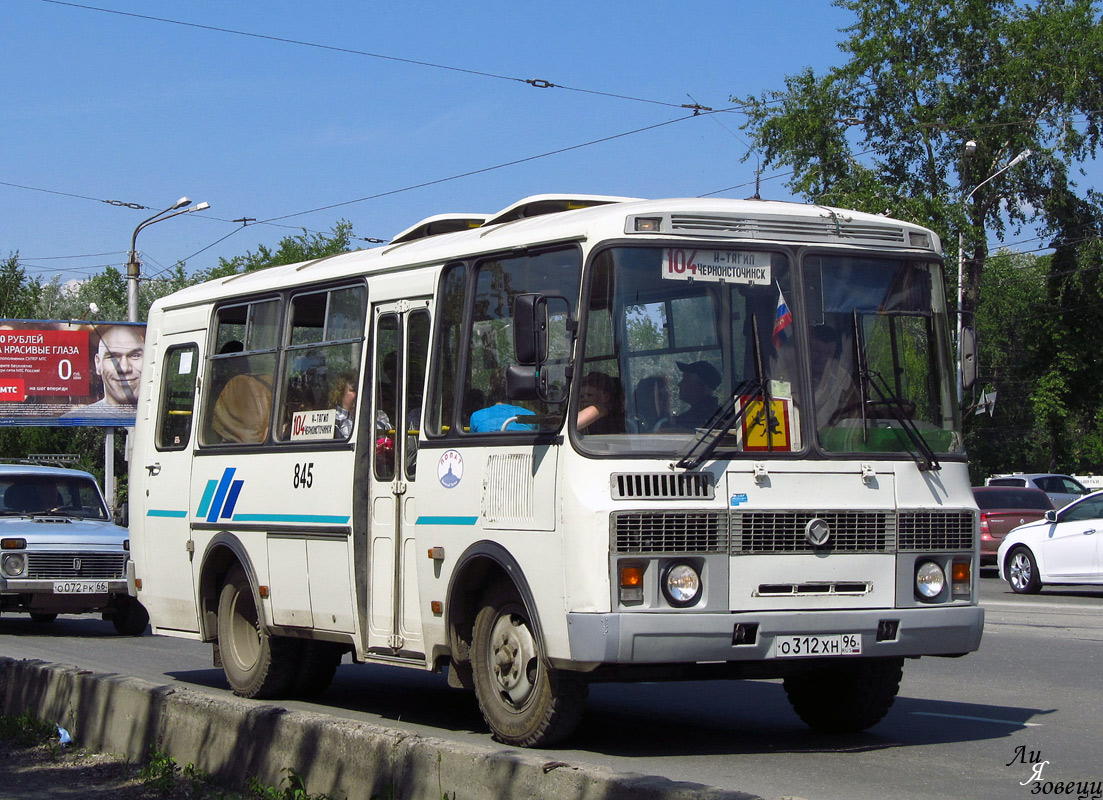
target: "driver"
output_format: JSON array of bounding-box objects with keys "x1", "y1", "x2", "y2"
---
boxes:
[{"x1": 810, "y1": 325, "x2": 859, "y2": 427}]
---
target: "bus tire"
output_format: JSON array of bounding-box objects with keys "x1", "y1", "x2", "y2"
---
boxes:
[
  {"x1": 471, "y1": 582, "x2": 588, "y2": 747},
  {"x1": 783, "y1": 656, "x2": 903, "y2": 733},
  {"x1": 292, "y1": 640, "x2": 345, "y2": 698},
  {"x1": 112, "y1": 596, "x2": 149, "y2": 636},
  {"x1": 217, "y1": 567, "x2": 299, "y2": 698}
]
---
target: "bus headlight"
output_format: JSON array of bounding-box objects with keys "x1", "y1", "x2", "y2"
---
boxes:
[
  {"x1": 2, "y1": 553, "x2": 26, "y2": 577},
  {"x1": 661, "y1": 562, "x2": 701, "y2": 608},
  {"x1": 915, "y1": 561, "x2": 945, "y2": 599}
]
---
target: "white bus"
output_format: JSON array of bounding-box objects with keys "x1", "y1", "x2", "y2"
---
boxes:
[{"x1": 128, "y1": 194, "x2": 983, "y2": 746}]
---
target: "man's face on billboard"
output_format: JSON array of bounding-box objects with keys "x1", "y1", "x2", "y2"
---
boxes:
[{"x1": 95, "y1": 327, "x2": 144, "y2": 406}]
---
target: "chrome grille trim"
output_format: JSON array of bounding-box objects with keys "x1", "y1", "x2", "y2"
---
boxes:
[
  {"x1": 732, "y1": 511, "x2": 893, "y2": 554},
  {"x1": 898, "y1": 510, "x2": 976, "y2": 551},
  {"x1": 25, "y1": 552, "x2": 127, "y2": 580},
  {"x1": 612, "y1": 511, "x2": 728, "y2": 553},
  {"x1": 612, "y1": 472, "x2": 714, "y2": 500}
]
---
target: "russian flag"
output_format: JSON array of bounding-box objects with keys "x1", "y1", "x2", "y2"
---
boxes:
[{"x1": 772, "y1": 285, "x2": 793, "y2": 348}]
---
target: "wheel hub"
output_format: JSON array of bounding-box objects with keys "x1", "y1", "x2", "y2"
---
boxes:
[{"x1": 489, "y1": 612, "x2": 538, "y2": 708}]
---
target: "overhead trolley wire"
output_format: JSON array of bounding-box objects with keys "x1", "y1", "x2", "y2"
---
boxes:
[{"x1": 36, "y1": 0, "x2": 713, "y2": 113}]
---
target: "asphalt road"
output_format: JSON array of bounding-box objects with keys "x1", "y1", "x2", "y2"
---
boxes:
[{"x1": 2, "y1": 573, "x2": 1100, "y2": 800}]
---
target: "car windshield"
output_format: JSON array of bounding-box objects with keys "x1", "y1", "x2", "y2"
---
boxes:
[
  {"x1": 974, "y1": 489, "x2": 1052, "y2": 511},
  {"x1": 0, "y1": 476, "x2": 109, "y2": 519}
]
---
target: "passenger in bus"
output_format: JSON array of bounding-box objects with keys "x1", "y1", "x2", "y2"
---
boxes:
[
  {"x1": 810, "y1": 324, "x2": 860, "y2": 427},
  {"x1": 632, "y1": 375, "x2": 671, "y2": 432},
  {"x1": 330, "y1": 370, "x2": 358, "y2": 439},
  {"x1": 468, "y1": 367, "x2": 537, "y2": 432},
  {"x1": 664, "y1": 360, "x2": 721, "y2": 431},
  {"x1": 212, "y1": 371, "x2": 273, "y2": 444},
  {"x1": 576, "y1": 371, "x2": 625, "y2": 434}
]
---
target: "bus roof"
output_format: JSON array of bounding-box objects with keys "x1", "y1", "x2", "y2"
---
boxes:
[{"x1": 152, "y1": 195, "x2": 942, "y2": 311}]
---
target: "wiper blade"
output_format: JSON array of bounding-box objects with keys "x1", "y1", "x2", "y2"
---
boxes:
[
  {"x1": 676, "y1": 315, "x2": 773, "y2": 470},
  {"x1": 849, "y1": 312, "x2": 939, "y2": 471}
]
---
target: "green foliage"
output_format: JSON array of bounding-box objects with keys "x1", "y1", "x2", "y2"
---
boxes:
[
  {"x1": 197, "y1": 221, "x2": 354, "y2": 281},
  {"x1": 736, "y1": 0, "x2": 1103, "y2": 316},
  {"x1": 141, "y1": 743, "x2": 181, "y2": 795},
  {"x1": 0, "y1": 252, "x2": 40, "y2": 318},
  {"x1": 248, "y1": 767, "x2": 343, "y2": 800},
  {"x1": 0, "y1": 710, "x2": 59, "y2": 748}
]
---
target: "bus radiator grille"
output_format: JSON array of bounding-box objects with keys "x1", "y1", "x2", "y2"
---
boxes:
[
  {"x1": 612, "y1": 511, "x2": 729, "y2": 553},
  {"x1": 731, "y1": 511, "x2": 893, "y2": 554},
  {"x1": 897, "y1": 510, "x2": 975, "y2": 551}
]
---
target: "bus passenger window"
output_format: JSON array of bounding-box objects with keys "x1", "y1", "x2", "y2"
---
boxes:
[{"x1": 277, "y1": 284, "x2": 365, "y2": 443}]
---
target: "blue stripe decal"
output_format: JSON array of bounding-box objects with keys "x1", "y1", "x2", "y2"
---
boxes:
[
  {"x1": 147, "y1": 509, "x2": 188, "y2": 518},
  {"x1": 221, "y1": 480, "x2": 245, "y2": 520},
  {"x1": 206, "y1": 468, "x2": 237, "y2": 523},
  {"x1": 197, "y1": 479, "x2": 218, "y2": 518},
  {"x1": 233, "y1": 513, "x2": 351, "y2": 524},
  {"x1": 415, "y1": 516, "x2": 479, "y2": 525}
]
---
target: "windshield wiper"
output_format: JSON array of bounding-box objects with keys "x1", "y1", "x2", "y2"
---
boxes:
[
  {"x1": 851, "y1": 312, "x2": 940, "y2": 472},
  {"x1": 676, "y1": 316, "x2": 771, "y2": 470}
]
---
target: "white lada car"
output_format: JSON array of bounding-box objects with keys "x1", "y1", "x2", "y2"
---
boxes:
[{"x1": 0, "y1": 462, "x2": 148, "y2": 635}]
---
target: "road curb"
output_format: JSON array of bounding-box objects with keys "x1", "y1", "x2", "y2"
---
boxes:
[{"x1": 0, "y1": 657, "x2": 762, "y2": 800}]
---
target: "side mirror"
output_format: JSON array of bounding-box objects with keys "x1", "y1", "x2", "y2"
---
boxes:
[
  {"x1": 960, "y1": 326, "x2": 978, "y2": 393},
  {"x1": 510, "y1": 293, "x2": 572, "y2": 404},
  {"x1": 513, "y1": 293, "x2": 549, "y2": 365},
  {"x1": 1045, "y1": 509, "x2": 1057, "y2": 523}
]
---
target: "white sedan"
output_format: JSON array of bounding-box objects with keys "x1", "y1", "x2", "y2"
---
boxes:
[{"x1": 997, "y1": 490, "x2": 1103, "y2": 593}]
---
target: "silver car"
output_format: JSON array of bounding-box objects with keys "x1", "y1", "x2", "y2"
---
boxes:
[
  {"x1": 0, "y1": 463, "x2": 148, "y2": 635},
  {"x1": 985, "y1": 473, "x2": 1092, "y2": 509}
]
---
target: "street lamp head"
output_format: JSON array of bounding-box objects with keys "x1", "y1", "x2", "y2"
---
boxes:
[
  {"x1": 964, "y1": 140, "x2": 977, "y2": 159},
  {"x1": 1008, "y1": 149, "x2": 1032, "y2": 168},
  {"x1": 172, "y1": 196, "x2": 191, "y2": 210},
  {"x1": 193, "y1": 202, "x2": 210, "y2": 212}
]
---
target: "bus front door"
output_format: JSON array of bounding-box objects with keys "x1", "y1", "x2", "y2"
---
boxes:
[
  {"x1": 366, "y1": 302, "x2": 431, "y2": 659},
  {"x1": 138, "y1": 332, "x2": 204, "y2": 634}
]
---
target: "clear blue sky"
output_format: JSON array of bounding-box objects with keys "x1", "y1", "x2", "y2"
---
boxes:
[{"x1": 0, "y1": 1, "x2": 917, "y2": 288}]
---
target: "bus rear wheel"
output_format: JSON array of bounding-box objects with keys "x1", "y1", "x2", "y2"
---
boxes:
[
  {"x1": 783, "y1": 656, "x2": 903, "y2": 733},
  {"x1": 217, "y1": 567, "x2": 299, "y2": 698},
  {"x1": 471, "y1": 583, "x2": 588, "y2": 747}
]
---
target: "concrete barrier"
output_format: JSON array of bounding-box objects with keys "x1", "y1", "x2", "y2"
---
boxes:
[{"x1": 0, "y1": 657, "x2": 763, "y2": 800}]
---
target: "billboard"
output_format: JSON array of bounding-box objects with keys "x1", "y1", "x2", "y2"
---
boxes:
[{"x1": 0, "y1": 319, "x2": 146, "y2": 427}]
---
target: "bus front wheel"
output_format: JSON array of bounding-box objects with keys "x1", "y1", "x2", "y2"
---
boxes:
[
  {"x1": 784, "y1": 656, "x2": 903, "y2": 733},
  {"x1": 217, "y1": 567, "x2": 299, "y2": 698},
  {"x1": 471, "y1": 583, "x2": 588, "y2": 747}
]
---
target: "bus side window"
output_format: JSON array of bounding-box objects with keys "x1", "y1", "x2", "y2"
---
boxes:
[
  {"x1": 156, "y1": 344, "x2": 199, "y2": 450},
  {"x1": 201, "y1": 299, "x2": 280, "y2": 446},
  {"x1": 277, "y1": 284, "x2": 366, "y2": 442}
]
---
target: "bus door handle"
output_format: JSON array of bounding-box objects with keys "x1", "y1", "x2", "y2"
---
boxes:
[{"x1": 146, "y1": 462, "x2": 162, "y2": 476}]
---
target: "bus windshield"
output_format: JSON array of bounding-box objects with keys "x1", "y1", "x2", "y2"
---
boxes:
[{"x1": 574, "y1": 246, "x2": 963, "y2": 460}]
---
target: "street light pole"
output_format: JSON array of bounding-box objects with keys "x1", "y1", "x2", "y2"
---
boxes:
[
  {"x1": 127, "y1": 197, "x2": 210, "y2": 323},
  {"x1": 956, "y1": 147, "x2": 1032, "y2": 402}
]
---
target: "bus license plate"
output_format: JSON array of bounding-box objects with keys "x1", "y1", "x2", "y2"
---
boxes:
[
  {"x1": 53, "y1": 580, "x2": 109, "y2": 594},
  {"x1": 776, "y1": 633, "x2": 862, "y2": 657}
]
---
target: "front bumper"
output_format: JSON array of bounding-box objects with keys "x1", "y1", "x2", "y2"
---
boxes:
[{"x1": 567, "y1": 604, "x2": 984, "y2": 664}]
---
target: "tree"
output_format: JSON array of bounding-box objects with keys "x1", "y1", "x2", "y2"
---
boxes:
[
  {"x1": 0, "y1": 252, "x2": 39, "y2": 318},
  {"x1": 193, "y1": 221, "x2": 354, "y2": 282},
  {"x1": 736, "y1": 0, "x2": 1103, "y2": 322}
]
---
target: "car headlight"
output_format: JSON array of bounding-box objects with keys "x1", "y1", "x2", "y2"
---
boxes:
[
  {"x1": 661, "y1": 562, "x2": 702, "y2": 607},
  {"x1": 915, "y1": 561, "x2": 946, "y2": 599},
  {"x1": 2, "y1": 552, "x2": 26, "y2": 577}
]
